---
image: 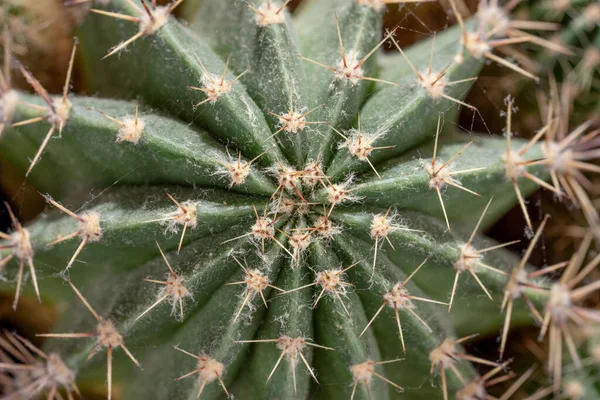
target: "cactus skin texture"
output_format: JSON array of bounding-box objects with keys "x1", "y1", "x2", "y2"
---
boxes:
[{"x1": 0, "y1": 0, "x2": 599, "y2": 399}]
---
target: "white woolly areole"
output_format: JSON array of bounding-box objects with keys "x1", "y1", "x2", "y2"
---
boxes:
[
  {"x1": 200, "y1": 73, "x2": 233, "y2": 104},
  {"x1": 302, "y1": 161, "x2": 324, "y2": 188},
  {"x1": 78, "y1": 211, "x2": 103, "y2": 242},
  {"x1": 139, "y1": 6, "x2": 170, "y2": 35},
  {"x1": 276, "y1": 336, "x2": 307, "y2": 361},
  {"x1": 255, "y1": 2, "x2": 286, "y2": 26},
  {"x1": 454, "y1": 244, "x2": 480, "y2": 272},
  {"x1": 160, "y1": 273, "x2": 192, "y2": 317},
  {"x1": 49, "y1": 97, "x2": 71, "y2": 130},
  {"x1": 477, "y1": 3, "x2": 510, "y2": 37},
  {"x1": 220, "y1": 160, "x2": 251, "y2": 187},
  {"x1": 0, "y1": 90, "x2": 18, "y2": 124},
  {"x1": 351, "y1": 360, "x2": 376, "y2": 384},
  {"x1": 326, "y1": 178, "x2": 359, "y2": 205},
  {"x1": 335, "y1": 50, "x2": 363, "y2": 84},
  {"x1": 165, "y1": 201, "x2": 198, "y2": 231},
  {"x1": 314, "y1": 216, "x2": 341, "y2": 239},
  {"x1": 384, "y1": 283, "x2": 415, "y2": 311},
  {"x1": 426, "y1": 160, "x2": 456, "y2": 190},
  {"x1": 244, "y1": 269, "x2": 270, "y2": 294},
  {"x1": 315, "y1": 269, "x2": 348, "y2": 295},
  {"x1": 370, "y1": 214, "x2": 392, "y2": 239},
  {"x1": 456, "y1": 380, "x2": 487, "y2": 400},
  {"x1": 96, "y1": 320, "x2": 123, "y2": 349},
  {"x1": 273, "y1": 197, "x2": 310, "y2": 216},
  {"x1": 339, "y1": 129, "x2": 377, "y2": 160},
  {"x1": 356, "y1": 0, "x2": 385, "y2": 12},
  {"x1": 252, "y1": 217, "x2": 275, "y2": 240},
  {"x1": 278, "y1": 111, "x2": 306, "y2": 133},
  {"x1": 274, "y1": 166, "x2": 301, "y2": 192},
  {"x1": 547, "y1": 283, "x2": 572, "y2": 323},
  {"x1": 290, "y1": 232, "x2": 311, "y2": 251},
  {"x1": 117, "y1": 116, "x2": 145, "y2": 144},
  {"x1": 463, "y1": 31, "x2": 492, "y2": 59},
  {"x1": 542, "y1": 140, "x2": 572, "y2": 174},
  {"x1": 418, "y1": 70, "x2": 448, "y2": 99},
  {"x1": 197, "y1": 356, "x2": 225, "y2": 383},
  {"x1": 10, "y1": 228, "x2": 34, "y2": 260},
  {"x1": 504, "y1": 268, "x2": 529, "y2": 299},
  {"x1": 429, "y1": 339, "x2": 458, "y2": 369},
  {"x1": 502, "y1": 150, "x2": 525, "y2": 180}
]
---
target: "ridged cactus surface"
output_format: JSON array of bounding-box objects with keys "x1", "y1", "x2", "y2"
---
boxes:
[{"x1": 0, "y1": 1, "x2": 599, "y2": 399}]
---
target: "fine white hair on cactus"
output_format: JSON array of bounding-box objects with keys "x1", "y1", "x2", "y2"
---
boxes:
[
  {"x1": 331, "y1": 114, "x2": 394, "y2": 179},
  {"x1": 370, "y1": 207, "x2": 423, "y2": 273},
  {"x1": 244, "y1": 0, "x2": 292, "y2": 26},
  {"x1": 37, "y1": 280, "x2": 141, "y2": 400},
  {"x1": 301, "y1": 160, "x2": 326, "y2": 188},
  {"x1": 97, "y1": 102, "x2": 145, "y2": 144},
  {"x1": 449, "y1": 198, "x2": 513, "y2": 312},
  {"x1": 299, "y1": 17, "x2": 399, "y2": 86},
  {"x1": 267, "y1": 163, "x2": 306, "y2": 208},
  {"x1": 172, "y1": 345, "x2": 229, "y2": 399},
  {"x1": 283, "y1": 261, "x2": 359, "y2": 316},
  {"x1": 233, "y1": 335, "x2": 334, "y2": 394},
  {"x1": 13, "y1": 41, "x2": 77, "y2": 176},
  {"x1": 135, "y1": 242, "x2": 192, "y2": 322},
  {"x1": 312, "y1": 214, "x2": 342, "y2": 240},
  {"x1": 360, "y1": 258, "x2": 448, "y2": 354},
  {"x1": 189, "y1": 53, "x2": 250, "y2": 107},
  {"x1": 324, "y1": 175, "x2": 361, "y2": 216},
  {"x1": 90, "y1": 0, "x2": 186, "y2": 59},
  {"x1": 390, "y1": 36, "x2": 478, "y2": 110},
  {"x1": 266, "y1": 83, "x2": 327, "y2": 141},
  {"x1": 143, "y1": 192, "x2": 198, "y2": 255},
  {"x1": 349, "y1": 358, "x2": 405, "y2": 399},
  {"x1": 226, "y1": 254, "x2": 284, "y2": 323},
  {"x1": 42, "y1": 194, "x2": 103, "y2": 274},
  {"x1": 0, "y1": 202, "x2": 39, "y2": 310},
  {"x1": 222, "y1": 204, "x2": 293, "y2": 258},
  {"x1": 214, "y1": 151, "x2": 265, "y2": 188},
  {"x1": 284, "y1": 230, "x2": 312, "y2": 267},
  {"x1": 425, "y1": 114, "x2": 484, "y2": 231}
]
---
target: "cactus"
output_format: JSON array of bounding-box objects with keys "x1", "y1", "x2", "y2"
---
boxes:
[{"x1": 0, "y1": 0, "x2": 599, "y2": 399}]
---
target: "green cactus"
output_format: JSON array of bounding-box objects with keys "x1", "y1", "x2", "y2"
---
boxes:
[{"x1": 0, "y1": 0, "x2": 599, "y2": 399}]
